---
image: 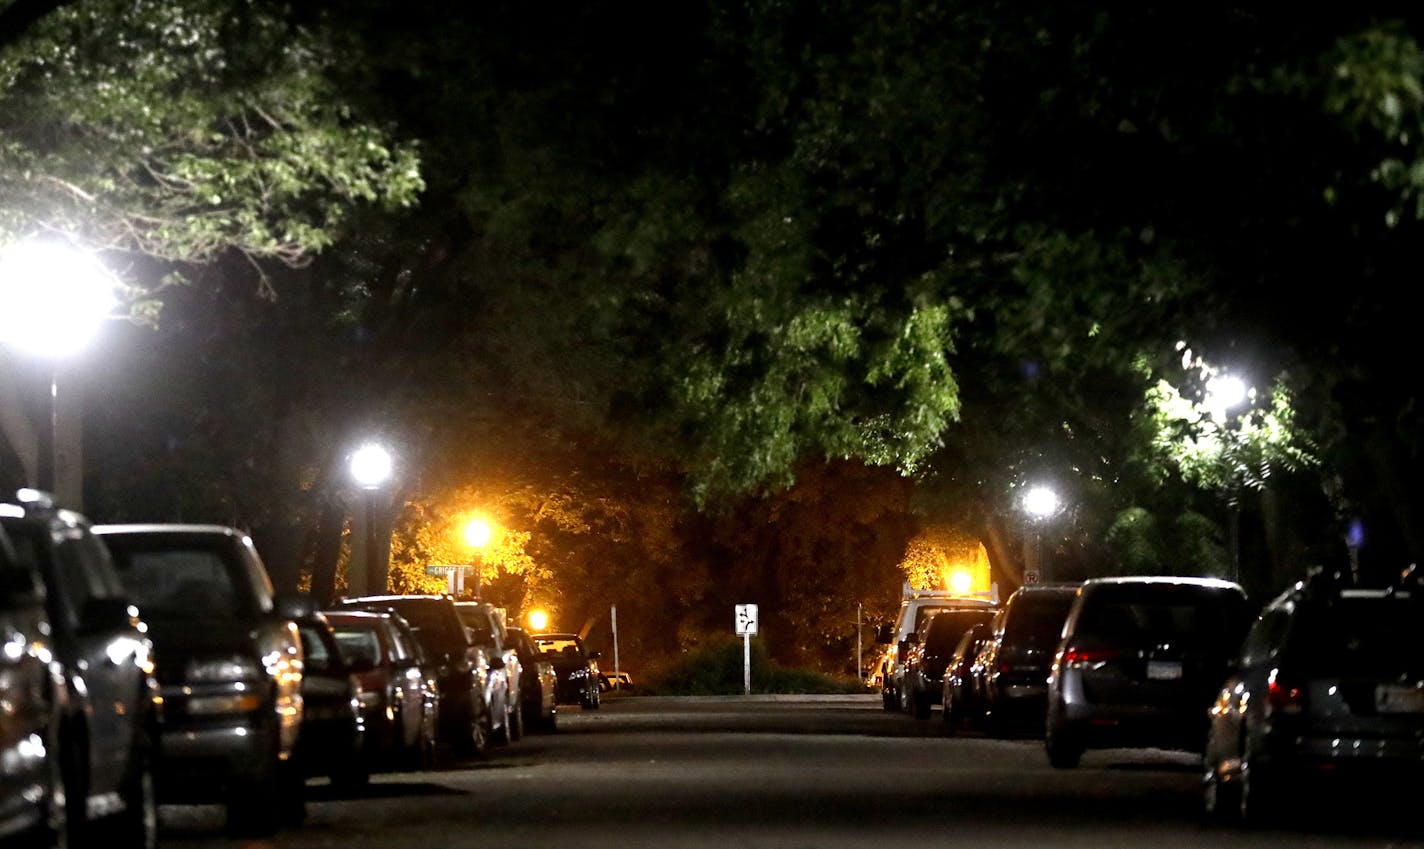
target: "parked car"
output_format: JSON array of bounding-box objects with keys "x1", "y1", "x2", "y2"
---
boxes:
[
  {"x1": 971, "y1": 583, "x2": 1080, "y2": 735},
  {"x1": 877, "y1": 587, "x2": 998, "y2": 712},
  {"x1": 1203, "y1": 566, "x2": 1424, "y2": 823},
  {"x1": 324, "y1": 609, "x2": 440, "y2": 771},
  {"x1": 531, "y1": 632, "x2": 601, "y2": 709},
  {"x1": 92, "y1": 523, "x2": 306, "y2": 835},
  {"x1": 1045, "y1": 575, "x2": 1252, "y2": 769},
  {"x1": 902, "y1": 607, "x2": 996, "y2": 719},
  {"x1": 0, "y1": 491, "x2": 159, "y2": 849},
  {"x1": 941, "y1": 621, "x2": 992, "y2": 730},
  {"x1": 455, "y1": 601, "x2": 521, "y2": 743},
  {"x1": 506, "y1": 626, "x2": 557, "y2": 732},
  {"x1": 603, "y1": 670, "x2": 635, "y2": 691},
  {"x1": 289, "y1": 609, "x2": 366, "y2": 790},
  {"x1": 338, "y1": 594, "x2": 495, "y2": 757}
]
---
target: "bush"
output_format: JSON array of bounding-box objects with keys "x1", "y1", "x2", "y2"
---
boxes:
[{"x1": 639, "y1": 637, "x2": 863, "y2": 695}]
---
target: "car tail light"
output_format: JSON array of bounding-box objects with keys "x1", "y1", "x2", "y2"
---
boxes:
[
  {"x1": 1266, "y1": 668, "x2": 1303, "y2": 715},
  {"x1": 1061, "y1": 647, "x2": 1121, "y2": 667}
]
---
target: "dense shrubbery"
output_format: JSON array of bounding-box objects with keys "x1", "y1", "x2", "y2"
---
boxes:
[{"x1": 638, "y1": 638, "x2": 863, "y2": 696}]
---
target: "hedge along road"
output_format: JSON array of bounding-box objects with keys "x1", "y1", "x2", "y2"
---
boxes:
[{"x1": 155, "y1": 694, "x2": 1419, "y2": 849}]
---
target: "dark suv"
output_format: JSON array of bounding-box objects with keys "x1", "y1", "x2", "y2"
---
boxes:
[
  {"x1": 339, "y1": 594, "x2": 495, "y2": 757},
  {"x1": 1045, "y1": 575, "x2": 1251, "y2": 768},
  {"x1": 901, "y1": 607, "x2": 997, "y2": 719},
  {"x1": 1203, "y1": 567, "x2": 1424, "y2": 823},
  {"x1": 92, "y1": 523, "x2": 306, "y2": 835},
  {"x1": 972, "y1": 583, "x2": 1080, "y2": 735},
  {"x1": 1, "y1": 491, "x2": 159, "y2": 849}
]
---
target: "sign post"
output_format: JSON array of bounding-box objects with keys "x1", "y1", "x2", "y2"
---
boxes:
[
  {"x1": 611, "y1": 605, "x2": 620, "y2": 687},
  {"x1": 735, "y1": 603, "x2": 759, "y2": 695}
]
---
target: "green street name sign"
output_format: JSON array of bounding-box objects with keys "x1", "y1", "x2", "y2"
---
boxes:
[{"x1": 423, "y1": 563, "x2": 470, "y2": 576}]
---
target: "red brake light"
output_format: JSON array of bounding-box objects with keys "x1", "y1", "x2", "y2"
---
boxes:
[
  {"x1": 1266, "y1": 669, "x2": 1303, "y2": 714},
  {"x1": 1061, "y1": 647, "x2": 1121, "y2": 666}
]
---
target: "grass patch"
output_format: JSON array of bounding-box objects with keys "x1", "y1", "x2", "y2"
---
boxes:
[{"x1": 636, "y1": 638, "x2": 864, "y2": 696}]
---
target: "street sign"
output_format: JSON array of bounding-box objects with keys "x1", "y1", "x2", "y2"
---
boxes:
[
  {"x1": 424, "y1": 563, "x2": 466, "y2": 576},
  {"x1": 735, "y1": 603, "x2": 759, "y2": 635}
]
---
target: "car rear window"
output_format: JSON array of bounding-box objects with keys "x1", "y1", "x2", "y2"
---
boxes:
[
  {"x1": 1077, "y1": 583, "x2": 1248, "y2": 651},
  {"x1": 926, "y1": 610, "x2": 995, "y2": 653},
  {"x1": 377, "y1": 599, "x2": 467, "y2": 651},
  {"x1": 1004, "y1": 591, "x2": 1078, "y2": 644},
  {"x1": 1291, "y1": 596, "x2": 1424, "y2": 677}
]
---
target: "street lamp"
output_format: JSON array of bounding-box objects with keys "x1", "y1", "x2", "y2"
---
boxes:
[
  {"x1": 349, "y1": 442, "x2": 393, "y2": 596},
  {"x1": 1021, "y1": 484, "x2": 1061, "y2": 584},
  {"x1": 1204, "y1": 373, "x2": 1251, "y2": 582},
  {"x1": 0, "y1": 237, "x2": 116, "y2": 509},
  {"x1": 461, "y1": 516, "x2": 493, "y2": 599}
]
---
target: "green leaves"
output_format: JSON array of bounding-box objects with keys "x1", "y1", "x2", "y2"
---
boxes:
[{"x1": 0, "y1": 0, "x2": 423, "y2": 295}]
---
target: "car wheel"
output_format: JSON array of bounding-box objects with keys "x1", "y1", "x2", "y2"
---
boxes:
[
  {"x1": 1044, "y1": 720, "x2": 1084, "y2": 769},
  {"x1": 225, "y1": 779, "x2": 280, "y2": 837},
  {"x1": 912, "y1": 691, "x2": 931, "y2": 720},
  {"x1": 1238, "y1": 760, "x2": 1279, "y2": 826},
  {"x1": 470, "y1": 703, "x2": 491, "y2": 757},
  {"x1": 509, "y1": 701, "x2": 524, "y2": 741},
  {"x1": 109, "y1": 741, "x2": 158, "y2": 849},
  {"x1": 1202, "y1": 768, "x2": 1242, "y2": 824},
  {"x1": 34, "y1": 723, "x2": 72, "y2": 849}
]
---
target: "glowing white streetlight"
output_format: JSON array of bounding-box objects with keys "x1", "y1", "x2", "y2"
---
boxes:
[
  {"x1": 1205, "y1": 373, "x2": 1249, "y2": 422},
  {"x1": 348, "y1": 442, "x2": 394, "y2": 596},
  {"x1": 1023, "y1": 485, "x2": 1061, "y2": 520},
  {"x1": 0, "y1": 237, "x2": 117, "y2": 506},
  {"x1": 349, "y1": 443, "x2": 393, "y2": 489},
  {"x1": 1021, "y1": 484, "x2": 1061, "y2": 585},
  {"x1": 0, "y1": 238, "x2": 116, "y2": 358}
]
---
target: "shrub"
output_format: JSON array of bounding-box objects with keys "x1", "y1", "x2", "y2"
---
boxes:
[{"x1": 639, "y1": 637, "x2": 863, "y2": 695}]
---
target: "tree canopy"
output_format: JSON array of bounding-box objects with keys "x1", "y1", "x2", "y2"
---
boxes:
[{"x1": 6, "y1": 0, "x2": 1424, "y2": 671}]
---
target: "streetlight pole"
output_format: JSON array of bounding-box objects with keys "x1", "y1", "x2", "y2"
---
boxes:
[
  {"x1": 349, "y1": 443, "x2": 393, "y2": 596},
  {"x1": 1205, "y1": 374, "x2": 1249, "y2": 584},
  {"x1": 0, "y1": 238, "x2": 115, "y2": 510},
  {"x1": 1022, "y1": 484, "x2": 1061, "y2": 584},
  {"x1": 462, "y1": 517, "x2": 492, "y2": 600}
]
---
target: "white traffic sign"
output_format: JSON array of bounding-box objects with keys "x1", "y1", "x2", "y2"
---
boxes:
[{"x1": 735, "y1": 603, "x2": 759, "y2": 635}]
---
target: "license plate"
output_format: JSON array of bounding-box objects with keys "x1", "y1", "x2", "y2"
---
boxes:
[
  {"x1": 1375, "y1": 684, "x2": 1424, "y2": 713},
  {"x1": 1146, "y1": 661, "x2": 1182, "y2": 681}
]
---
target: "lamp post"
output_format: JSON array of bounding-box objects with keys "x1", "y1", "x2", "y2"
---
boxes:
[
  {"x1": 349, "y1": 442, "x2": 393, "y2": 596},
  {"x1": 0, "y1": 238, "x2": 116, "y2": 510},
  {"x1": 1022, "y1": 484, "x2": 1061, "y2": 584},
  {"x1": 1204, "y1": 374, "x2": 1249, "y2": 583},
  {"x1": 462, "y1": 517, "x2": 492, "y2": 600}
]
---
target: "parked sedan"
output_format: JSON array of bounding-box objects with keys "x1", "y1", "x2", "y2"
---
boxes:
[
  {"x1": 972, "y1": 583, "x2": 1079, "y2": 735},
  {"x1": 506, "y1": 626, "x2": 557, "y2": 732},
  {"x1": 531, "y1": 632, "x2": 601, "y2": 709},
  {"x1": 941, "y1": 621, "x2": 992, "y2": 730},
  {"x1": 290, "y1": 610, "x2": 366, "y2": 791},
  {"x1": 1, "y1": 491, "x2": 160, "y2": 849},
  {"x1": 339, "y1": 595, "x2": 494, "y2": 756},
  {"x1": 324, "y1": 609, "x2": 440, "y2": 771},
  {"x1": 1203, "y1": 567, "x2": 1424, "y2": 823}
]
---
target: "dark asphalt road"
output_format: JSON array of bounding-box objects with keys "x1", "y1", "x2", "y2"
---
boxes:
[{"x1": 154, "y1": 694, "x2": 1423, "y2": 849}]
